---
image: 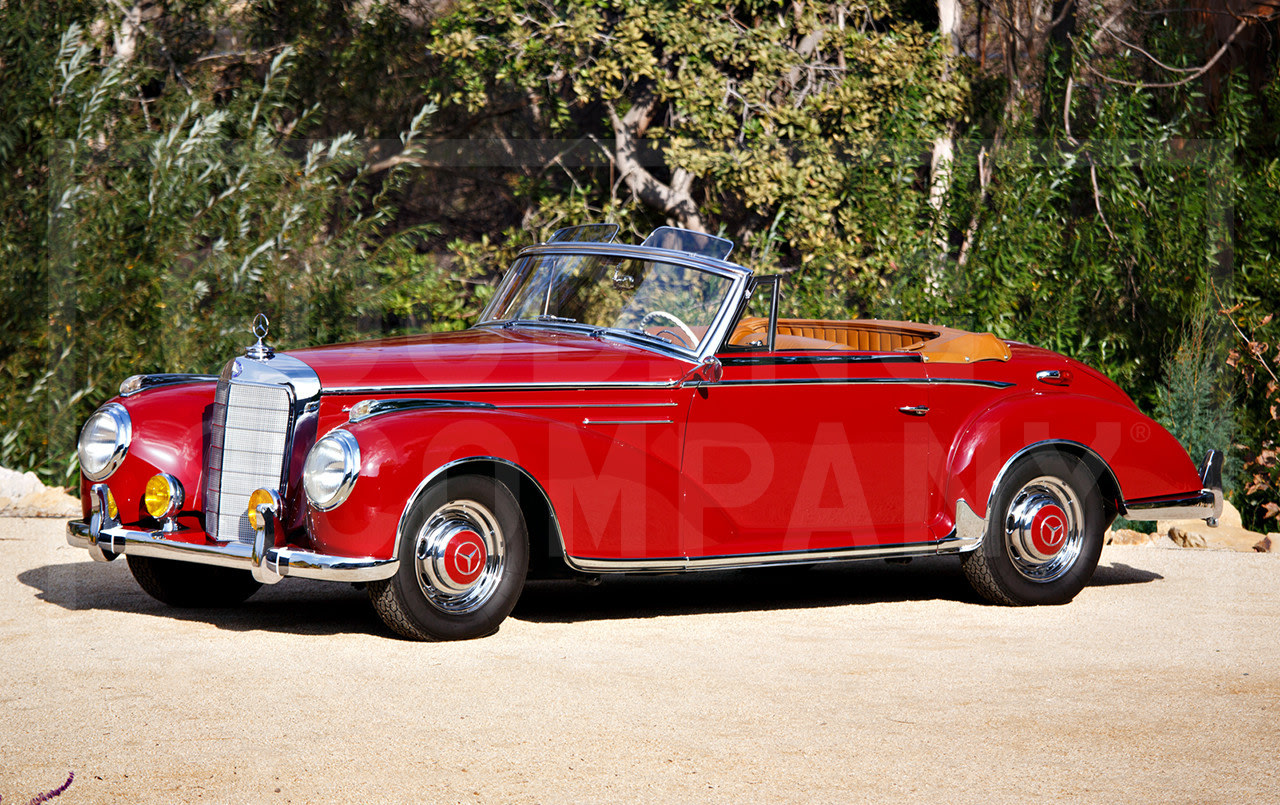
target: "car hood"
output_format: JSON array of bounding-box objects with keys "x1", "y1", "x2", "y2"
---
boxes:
[{"x1": 286, "y1": 326, "x2": 692, "y2": 393}]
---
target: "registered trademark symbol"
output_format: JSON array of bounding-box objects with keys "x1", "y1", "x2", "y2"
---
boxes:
[{"x1": 1131, "y1": 422, "x2": 1151, "y2": 442}]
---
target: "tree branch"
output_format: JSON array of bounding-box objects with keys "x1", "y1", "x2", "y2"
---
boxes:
[
  {"x1": 1083, "y1": 17, "x2": 1251, "y2": 89},
  {"x1": 1101, "y1": 27, "x2": 1203, "y2": 73},
  {"x1": 1088, "y1": 158, "x2": 1117, "y2": 242},
  {"x1": 607, "y1": 94, "x2": 706, "y2": 231}
]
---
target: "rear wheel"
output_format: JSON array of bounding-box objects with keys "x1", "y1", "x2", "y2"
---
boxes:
[
  {"x1": 127, "y1": 555, "x2": 261, "y2": 608},
  {"x1": 961, "y1": 450, "x2": 1105, "y2": 606},
  {"x1": 368, "y1": 474, "x2": 529, "y2": 640}
]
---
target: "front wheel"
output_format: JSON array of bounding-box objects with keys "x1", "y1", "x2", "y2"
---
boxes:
[
  {"x1": 127, "y1": 555, "x2": 262, "y2": 607},
  {"x1": 368, "y1": 474, "x2": 529, "y2": 640},
  {"x1": 961, "y1": 450, "x2": 1105, "y2": 606}
]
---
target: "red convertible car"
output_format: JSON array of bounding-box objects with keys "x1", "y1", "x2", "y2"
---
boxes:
[{"x1": 68, "y1": 224, "x2": 1222, "y2": 640}]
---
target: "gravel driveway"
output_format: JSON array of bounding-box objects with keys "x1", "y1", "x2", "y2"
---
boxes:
[{"x1": 2, "y1": 516, "x2": 1278, "y2": 804}]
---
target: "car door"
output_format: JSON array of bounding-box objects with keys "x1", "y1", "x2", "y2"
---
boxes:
[{"x1": 679, "y1": 351, "x2": 935, "y2": 559}]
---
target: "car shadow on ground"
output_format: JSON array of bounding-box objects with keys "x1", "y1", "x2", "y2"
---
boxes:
[
  {"x1": 1089, "y1": 561, "x2": 1164, "y2": 587},
  {"x1": 512, "y1": 556, "x2": 1164, "y2": 623},
  {"x1": 19, "y1": 555, "x2": 1162, "y2": 636},
  {"x1": 18, "y1": 559, "x2": 381, "y2": 637}
]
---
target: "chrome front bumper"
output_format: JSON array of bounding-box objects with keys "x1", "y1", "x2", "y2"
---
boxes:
[
  {"x1": 1121, "y1": 449, "x2": 1225, "y2": 526},
  {"x1": 67, "y1": 515, "x2": 398, "y2": 585}
]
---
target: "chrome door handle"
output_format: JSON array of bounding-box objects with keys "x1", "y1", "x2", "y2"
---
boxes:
[{"x1": 898, "y1": 405, "x2": 929, "y2": 416}]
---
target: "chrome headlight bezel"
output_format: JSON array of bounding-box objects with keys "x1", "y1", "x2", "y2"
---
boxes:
[
  {"x1": 77, "y1": 403, "x2": 132, "y2": 481},
  {"x1": 302, "y1": 429, "x2": 360, "y2": 511}
]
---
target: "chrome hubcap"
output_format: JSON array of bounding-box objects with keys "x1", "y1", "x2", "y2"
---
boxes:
[
  {"x1": 415, "y1": 500, "x2": 505, "y2": 613},
  {"x1": 1004, "y1": 475, "x2": 1084, "y2": 582}
]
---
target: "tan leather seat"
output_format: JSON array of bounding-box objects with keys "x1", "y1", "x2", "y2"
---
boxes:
[
  {"x1": 773, "y1": 320, "x2": 929, "y2": 351},
  {"x1": 731, "y1": 317, "x2": 928, "y2": 351},
  {"x1": 772, "y1": 334, "x2": 842, "y2": 350},
  {"x1": 725, "y1": 316, "x2": 1010, "y2": 362}
]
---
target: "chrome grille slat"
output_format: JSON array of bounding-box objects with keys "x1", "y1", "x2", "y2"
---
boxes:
[{"x1": 205, "y1": 377, "x2": 292, "y2": 544}]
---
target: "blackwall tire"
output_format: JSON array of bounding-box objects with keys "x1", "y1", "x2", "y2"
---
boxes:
[
  {"x1": 126, "y1": 555, "x2": 262, "y2": 608},
  {"x1": 961, "y1": 450, "x2": 1105, "y2": 606},
  {"x1": 368, "y1": 474, "x2": 529, "y2": 641}
]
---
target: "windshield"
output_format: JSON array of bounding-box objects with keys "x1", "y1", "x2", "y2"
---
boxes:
[{"x1": 481, "y1": 252, "x2": 736, "y2": 352}]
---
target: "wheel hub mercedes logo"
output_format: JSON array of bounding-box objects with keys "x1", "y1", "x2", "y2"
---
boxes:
[
  {"x1": 443, "y1": 531, "x2": 487, "y2": 586},
  {"x1": 1040, "y1": 515, "x2": 1065, "y2": 548},
  {"x1": 454, "y1": 543, "x2": 482, "y2": 576}
]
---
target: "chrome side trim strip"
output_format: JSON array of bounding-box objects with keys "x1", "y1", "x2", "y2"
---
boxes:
[
  {"x1": 66, "y1": 519, "x2": 397, "y2": 583},
  {"x1": 494, "y1": 402, "x2": 679, "y2": 410},
  {"x1": 324, "y1": 380, "x2": 682, "y2": 395},
  {"x1": 348, "y1": 397, "x2": 496, "y2": 423},
  {"x1": 347, "y1": 399, "x2": 679, "y2": 420},
  {"x1": 325, "y1": 378, "x2": 1011, "y2": 395},
  {"x1": 569, "y1": 539, "x2": 959, "y2": 573},
  {"x1": 582, "y1": 418, "x2": 673, "y2": 426},
  {"x1": 714, "y1": 377, "x2": 1015, "y2": 389}
]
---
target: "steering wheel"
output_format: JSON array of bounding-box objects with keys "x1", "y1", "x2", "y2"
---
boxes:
[{"x1": 639, "y1": 310, "x2": 698, "y2": 348}]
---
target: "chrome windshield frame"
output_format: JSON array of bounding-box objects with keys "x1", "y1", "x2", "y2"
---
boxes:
[{"x1": 477, "y1": 242, "x2": 752, "y2": 364}]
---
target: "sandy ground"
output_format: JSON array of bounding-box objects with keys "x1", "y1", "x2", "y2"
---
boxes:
[{"x1": 2, "y1": 517, "x2": 1278, "y2": 804}]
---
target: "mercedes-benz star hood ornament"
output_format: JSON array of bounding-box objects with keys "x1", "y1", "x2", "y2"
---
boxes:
[{"x1": 245, "y1": 312, "x2": 275, "y2": 360}]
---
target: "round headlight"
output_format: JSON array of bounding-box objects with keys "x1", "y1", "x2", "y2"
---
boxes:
[
  {"x1": 302, "y1": 430, "x2": 360, "y2": 511},
  {"x1": 77, "y1": 403, "x2": 132, "y2": 481},
  {"x1": 143, "y1": 473, "x2": 184, "y2": 520}
]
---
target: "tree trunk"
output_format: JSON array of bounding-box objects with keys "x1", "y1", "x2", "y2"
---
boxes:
[
  {"x1": 113, "y1": 2, "x2": 144, "y2": 63},
  {"x1": 929, "y1": 0, "x2": 962, "y2": 268}
]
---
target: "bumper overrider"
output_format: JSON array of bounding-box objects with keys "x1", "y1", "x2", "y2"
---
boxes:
[
  {"x1": 67, "y1": 484, "x2": 397, "y2": 585},
  {"x1": 1121, "y1": 449, "x2": 1225, "y2": 526}
]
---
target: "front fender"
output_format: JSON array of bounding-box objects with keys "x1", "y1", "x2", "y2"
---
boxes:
[
  {"x1": 945, "y1": 392, "x2": 1202, "y2": 520},
  {"x1": 79, "y1": 384, "x2": 215, "y2": 523},
  {"x1": 306, "y1": 406, "x2": 685, "y2": 562}
]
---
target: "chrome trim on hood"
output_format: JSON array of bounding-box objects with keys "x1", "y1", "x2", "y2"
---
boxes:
[{"x1": 119, "y1": 373, "x2": 219, "y2": 397}]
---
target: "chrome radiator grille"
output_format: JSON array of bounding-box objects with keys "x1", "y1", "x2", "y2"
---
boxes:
[{"x1": 205, "y1": 377, "x2": 293, "y2": 543}]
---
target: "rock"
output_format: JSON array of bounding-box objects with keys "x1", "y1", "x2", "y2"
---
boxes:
[
  {"x1": 1157, "y1": 499, "x2": 1269, "y2": 552},
  {"x1": 1106, "y1": 528, "x2": 1158, "y2": 546},
  {"x1": 0, "y1": 466, "x2": 46, "y2": 499},
  {"x1": 1167, "y1": 526, "x2": 1207, "y2": 549},
  {"x1": 0, "y1": 466, "x2": 81, "y2": 518},
  {"x1": 1151, "y1": 534, "x2": 1182, "y2": 550}
]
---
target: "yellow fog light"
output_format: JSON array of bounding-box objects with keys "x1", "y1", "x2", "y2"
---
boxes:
[
  {"x1": 143, "y1": 473, "x2": 184, "y2": 520},
  {"x1": 247, "y1": 488, "x2": 281, "y2": 532}
]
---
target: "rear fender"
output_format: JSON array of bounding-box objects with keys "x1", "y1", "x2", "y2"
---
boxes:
[{"x1": 944, "y1": 394, "x2": 1202, "y2": 522}]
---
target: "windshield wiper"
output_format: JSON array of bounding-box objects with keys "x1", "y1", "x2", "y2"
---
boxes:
[
  {"x1": 616, "y1": 328, "x2": 693, "y2": 350},
  {"x1": 534, "y1": 314, "x2": 578, "y2": 323}
]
